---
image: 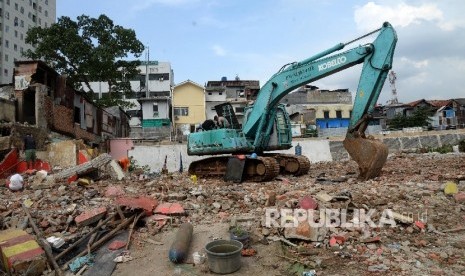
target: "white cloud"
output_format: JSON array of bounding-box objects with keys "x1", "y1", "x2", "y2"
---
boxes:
[
  {"x1": 211, "y1": 45, "x2": 227, "y2": 56},
  {"x1": 354, "y1": 2, "x2": 447, "y2": 31},
  {"x1": 399, "y1": 57, "x2": 428, "y2": 69}
]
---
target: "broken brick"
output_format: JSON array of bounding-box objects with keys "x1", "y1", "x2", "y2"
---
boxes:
[
  {"x1": 298, "y1": 196, "x2": 318, "y2": 210},
  {"x1": 0, "y1": 229, "x2": 46, "y2": 275},
  {"x1": 75, "y1": 207, "x2": 107, "y2": 227},
  {"x1": 154, "y1": 203, "x2": 185, "y2": 215},
  {"x1": 454, "y1": 192, "x2": 465, "y2": 203},
  {"x1": 414, "y1": 221, "x2": 425, "y2": 230},
  {"x1": 108, "y1": 240, "x2": 127, "y2": 250},
  {"x1": 105, "y1": 185, "x2": 125, "y2": 198},
  {"x1": 116, "y1": 196, "x2": 158, "y2": 216}
]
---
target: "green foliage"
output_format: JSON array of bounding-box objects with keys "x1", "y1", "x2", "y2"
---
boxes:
[
  {"x1": 389, "y1": 106, "x2": 434, "y2": 129},
  {"x1": 129, "y1": 157, "x2": 150, "y2": 173},
  {"x1": 459, "y1": 139, "x2": 465, "y2": 152},
  {"x1": 420, "y1": 144, "x2": 454, "y2": 154},
  {"x1": 24, "y1": 14, "x2": 144, "y2": 108},
  {"x1": 231, "y1": 225, "x2": 247, "y2": 237}
]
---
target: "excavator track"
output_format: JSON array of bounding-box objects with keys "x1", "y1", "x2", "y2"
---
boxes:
[
  {"x1": 188, "y1": 156, "x2": 280, "y2": 182},
  {"x1": 266, "y1": 153, "x2": 311, "y2": 176}
]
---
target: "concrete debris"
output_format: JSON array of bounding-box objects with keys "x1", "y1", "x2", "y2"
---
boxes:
[{"x1": 0, "y1": 149, "x2": 464, "y2": 275}]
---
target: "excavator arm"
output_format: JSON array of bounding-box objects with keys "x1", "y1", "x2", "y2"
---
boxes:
[
  {"x1": 244, "y1": 22, "x2": 397, "y2": 153},
  {"x1": 187, "y1": 22, "x2": 397, "y2": 181}
]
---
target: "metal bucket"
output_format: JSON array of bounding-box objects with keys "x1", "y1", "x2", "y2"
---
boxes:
[{"x1": 205, "y1": 239, "x2": 243, "y2": 274}]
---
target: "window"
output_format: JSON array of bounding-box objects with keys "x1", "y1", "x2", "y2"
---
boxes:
[
  {"x1": 38, "y1": 6, "x2": 42, "y2": 12},
  {"x1": 14, "y1": 30, "x2": 17, "y2": 37},
  {"x1": 20, "y1": 47, "x2": 23, "y2": 53},
  {"x1": 6, "y1": 0, "x2": 9, "y2": 5},
  {"x1": 74, "y1": 107, "x2": 81, "y2": 124},
  {"x1": 20, "y1": 33, "x2": 23, "y2": 40},
  {"x1": 14, "y1": 17, "x2": 18, "y2": 26},
  {"x1": 20, "y1": 20, "x2": 24, "y2": 27},
  {"x1": 219, "y1": 92, "x2": 222, "y2": 95},
  {"x1": 5, "y1": 40, "x2": 9, "y2": 48},
  {"x1": 3, "y1": 69, "x2": 8, "y2": 76},
  {"x1": 152, "y1": 103, "x2": 159, "y2": 117},
  {"x1": 45, "y1": 10, "x2": 48, "y2": 17},
  {"x1": 45, "y1": 0, "x2": 48, "y2": 5},
  {"x1": 323, "y1": 111, "x2": 330, "y2": 119},
  {"x1": 32, "y1": 2, "x2": 36, "y2": 10},
  {"x1": 148, "y1": 73, "x2": 169, "y2": 81},
  {"x1": 5, "y1": 11, "x2": 9, "y2": 19},
  {"x1": 20, "y1": 7, "x2": 24, "y2": 14},
  {"x1": 15, "y1": 3, "x2": 18, "y2": 10},
  {"x1": 5, "y1": 54, "x2": 8, "y2": 62},
  {"x1": 32, "y1": 15, "x2": 36, "y2": 23},
  {"x1": 38, "y1": 18, "x2": 41, "y2": 25},
  {"x1": 208, "y1": 92, "x2": 212, "y2": 95},
  {"x1": 5, "y1": 25, "x2": 9, "y2": 32},
  {"x1": 174, "y1": 107, "x2": 189, "y2": 116},
  {"x1": 28, "y1": 12, "x2": 31, "y2": 19},
  {"x1": 235, "y1": 107, "x2": 245, "y2": 113},
  {"x1": 336, "y1": 110, "x2": 342, "y2": 119},
  {"x1": 13, "y1": 44, "x2": 17, "y2": 51}
]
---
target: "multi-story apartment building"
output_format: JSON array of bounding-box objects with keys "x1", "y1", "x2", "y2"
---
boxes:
[
  {"x1": 0, "y1": 0, "x2": 56, "y2": 84},
  {"x1": 85, "y1": 60, "x2": 174, "y2": 140}
]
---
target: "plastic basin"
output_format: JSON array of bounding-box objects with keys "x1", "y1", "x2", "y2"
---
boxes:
[{"x1": 205, "y1": 239, "x2": 243, "y2": 274}]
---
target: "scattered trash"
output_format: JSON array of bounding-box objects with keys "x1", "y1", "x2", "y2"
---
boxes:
[
  {"x1": 113, "y1": 251, "x2": 133, "y2": 263},
  {"x1": 169, "y1": 223, "x2": 193, "y2": 263},
  {"x1": 46, "y1": 236, "x2": 65, "y2": 249},
  {"x1": 7, "y1": 173, "x2": 23, "y2": 191},
  {"x1": 302, "y1": 270, "x2": 317, "y2": 276},
  {"x1": 444, "y1": 181, "x2": 458, "y2": 195},
  {"x1": 192, "y1": 251, "x2": 206, "y2": 265},
  {"x1": 69, "y1": 255, "x2": 95, "y2": 273}
]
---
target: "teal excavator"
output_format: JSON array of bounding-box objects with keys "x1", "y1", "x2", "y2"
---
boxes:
[{"x1": 187, "y1": 22, "x2": 397, "y2": 182}]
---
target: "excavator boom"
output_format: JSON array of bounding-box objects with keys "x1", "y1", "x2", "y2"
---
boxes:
[{"x1": 187, "y1": 22, "x2": 397, "y2": 181}]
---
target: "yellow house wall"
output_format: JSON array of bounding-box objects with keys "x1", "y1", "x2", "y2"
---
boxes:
[
  {"x1": 310, "y1": 104, "x2": 353, "y2": 118},
  {"x1": 173, "y1": 83, "x2": 206, "y2": 126}
]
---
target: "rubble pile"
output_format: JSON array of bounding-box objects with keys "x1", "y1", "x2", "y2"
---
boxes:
[{"x1": 0, "y1": 151, "x2": 464, "y2": 275}]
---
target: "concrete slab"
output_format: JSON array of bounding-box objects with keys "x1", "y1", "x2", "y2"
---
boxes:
[
  {"x1": 419, "y1": 135, "x2": 440, "y2": 148},
  {"x1": 400, "y1": 137, "x2": 420, "y2": 150},
  {"x1": 329, "y1": 140, "x2": 348, "y2": 161},
  {"x1": 440, "y1": 133, "x2": 459, "y2": 146}
]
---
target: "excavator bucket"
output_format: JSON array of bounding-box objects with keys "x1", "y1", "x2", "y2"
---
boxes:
[{"x1": 343, "y1": 137, "x2": 388, "y2": 180}]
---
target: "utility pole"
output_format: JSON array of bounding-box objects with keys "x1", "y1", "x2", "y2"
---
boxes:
[
  {"x1": 145, "y1": 46, "x2": 150, "y2": 98},
  {"x1": 388, "y1": 70, "x2": 398, "y2": 105}
]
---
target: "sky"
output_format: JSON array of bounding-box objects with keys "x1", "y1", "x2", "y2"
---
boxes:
[{"x1": 57, "y1": 0, "x2": 465, "y2": 105}]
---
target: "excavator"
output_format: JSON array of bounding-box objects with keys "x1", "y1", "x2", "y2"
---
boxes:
[{"x1": 187, "y1": 22, "x2": 397, "y2": 182}]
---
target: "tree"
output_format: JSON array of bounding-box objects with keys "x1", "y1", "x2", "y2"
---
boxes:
[
  {"x1": 24, "y1": 15, "x2": 144, "y2": 108},
  {"x1": 389, "y1": 106, "x2": 433, "y2": 129}
]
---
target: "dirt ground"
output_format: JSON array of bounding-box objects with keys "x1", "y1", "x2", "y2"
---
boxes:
[{"x1": 110, "y1": 152, "x2": 465, "y2": 276}]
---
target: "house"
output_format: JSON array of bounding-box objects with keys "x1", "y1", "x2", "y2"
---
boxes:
[
  {"x1": 281, "y1": 85, "x2": 354, "y2": 129},
  {"x1": 172, "y1": 80, "x2": 206, "y2": 136},
  {"x1": 386, "y1": 99, "x2": 459, "y2": 130},
  {"x1": 0, "y1": 60, "x2": 130, "y2": 150},
  {"x1": 205, "y1": 77, "x2": 260, "y2": 126},
  {"x1": 453, "y1": 98, "x2": 465, "y2": 128}
]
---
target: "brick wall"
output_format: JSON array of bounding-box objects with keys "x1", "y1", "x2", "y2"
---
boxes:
[
  {"x1": 75, "y1": 124, "x2": 98, "y2": 142},
  {"x1": 52, "y1": 105, "x2": 74, "y2": 136}
]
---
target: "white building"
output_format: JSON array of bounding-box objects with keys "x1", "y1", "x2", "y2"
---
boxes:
[
  {"x1": 0, "y1": 0, "x2": 56, "y2": 84},
  {"x1": 86, "y1": 61, "x2": 174, "y2": 132}
]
